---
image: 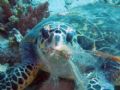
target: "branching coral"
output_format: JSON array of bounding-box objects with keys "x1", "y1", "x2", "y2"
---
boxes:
[
  {"x1": 17, "y1": 2, "x2": 49, "y2": 35},
  {"x1": 0, "y1": 0, "x2": 49, "y2": 35},
  {"x1": 0, "y1": 0, "x2": 50, "y2": 63}
]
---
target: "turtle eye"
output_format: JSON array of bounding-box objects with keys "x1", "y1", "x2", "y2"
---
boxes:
[
  {"x1": 49, "y1": 29, "x2": 54, "y2": 32},
  {"x1": 55, "y1": 30, "x2": 61, "y2": 33},
  {"x1": 66, "y1": 32, "x2": 73, "y2": 42},
  {"x1": 41, "y1": 28, "x2": 49, "y2": 39}
]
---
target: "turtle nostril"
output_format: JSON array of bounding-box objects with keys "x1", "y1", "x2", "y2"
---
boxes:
[
  {"x1": 54, "y1": 35, "x2": 61, "y2": 46},
  {"x1": 55, "y1": 30, "x2": 61, "y2": 33}
]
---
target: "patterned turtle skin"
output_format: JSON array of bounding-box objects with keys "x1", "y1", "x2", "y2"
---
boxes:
[
  {"x1": 102, "y1": 0, "x2": 120, "y2": 6},
  {"x1": 0, "y1": 30, "x2": 43, "y2": 90}
]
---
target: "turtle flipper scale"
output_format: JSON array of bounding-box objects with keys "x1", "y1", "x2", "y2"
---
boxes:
[
  {"x1": 87, "y1": 75, "x2": 114, "y2": 90},
  {"x1": 0, "y1": 28, "x2": 43, "y2": 90}
]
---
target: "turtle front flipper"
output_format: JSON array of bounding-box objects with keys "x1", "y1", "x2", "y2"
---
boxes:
[
  {"x1": 86, "y1": 72, "x2": 115, "y2": 90},
  {"x1": 87, "y1": 77, "x2": 114, "y2": 90},
  {"x1": 101, "y1": 60, "x2": 120, "y2": 86},
  {"x1": 0, "y1": 27, "x2": 43, "y2": 90}
]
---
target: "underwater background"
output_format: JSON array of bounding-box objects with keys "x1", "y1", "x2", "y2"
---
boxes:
[{"x1": 0, "y1": 0, "x2": 120, "y2": 90}]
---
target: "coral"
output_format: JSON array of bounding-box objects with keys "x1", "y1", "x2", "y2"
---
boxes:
[
  {"x1": 8, "y1": 28, "x2": 23, "y2": 45},
  {"x1": 0, "y1": 0, "x2": 49, "y2": 35},
  {"x1": 0, "y1": 0, "x2": 50, "y2": 66},
  {"x1": 0, "y1": 23, "x2": 6, "y2": 31},
  {"x1": 8, "y1": 15, "x2": 19, "y2": 23},
  {"x1": 0, "y1": 2, "x2": 12, "y2": 23},
  {"x1": 17, "y1": 2, "x2": 49, "y2": 35}
]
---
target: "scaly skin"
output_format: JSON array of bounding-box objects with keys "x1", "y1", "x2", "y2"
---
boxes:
[{"x1": 0, "y1": 31, "x2": 43, "y2": 90}]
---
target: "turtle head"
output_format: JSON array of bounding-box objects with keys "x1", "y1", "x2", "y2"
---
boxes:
[{"x1": 37, "y1": 22, "x2": 76, "y2": 60}]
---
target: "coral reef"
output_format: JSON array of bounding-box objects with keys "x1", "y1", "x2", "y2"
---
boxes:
[
  {"x1": 17, "y1": 2, "x2": 49, "y2": 35},
  {"x1": 0, "y1": 0, "x2": 50, "y2": 70},
  {"x1": 0, "y1": 0, "x2": 120, "y2": 90},
  {"x1": 0, "y1": 0, "x2": 49, "y2": 35},
  {"x1": 0, "y1": 0, "x2": 50, "y2": 61}
]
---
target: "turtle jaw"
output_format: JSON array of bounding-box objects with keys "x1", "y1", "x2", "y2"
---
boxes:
[
  {"x1": 41, "y1": 44, "x2": 71, "y2": 61},
  {"x1": 53, "y1": 44, "x2": 72, "y2": 60}
]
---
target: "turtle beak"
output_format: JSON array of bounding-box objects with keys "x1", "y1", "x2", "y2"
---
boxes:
[
  {"x1": 53, "y1": 43, "x2": 71, "y2": 59},
  {"x1": 54, "y1": 34, "x2": 61, "y2": 46}
]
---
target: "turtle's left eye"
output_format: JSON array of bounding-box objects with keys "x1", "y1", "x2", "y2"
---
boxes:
[
  {"x1": 66, "y1": 32, "x2": 73, "y2": 42},
  {"x1": 49, "y1": 29, "x2": 54, "y2": 32},
  {"x1": 55, "y1": 30, "x2": 61, "y2": 33},
  {"x1": 41, "y1": 28, "x2": 49, "y2": 39}
]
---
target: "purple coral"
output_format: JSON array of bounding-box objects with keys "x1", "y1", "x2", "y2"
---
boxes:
[
  {"x1": 17, "y1": 2, "x2": 49, "y2": 35},
  {"x1": 0, "y1": 0, "x2": 49, "y2": 35}
]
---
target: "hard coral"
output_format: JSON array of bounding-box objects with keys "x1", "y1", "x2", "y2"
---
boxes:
[
  {"x1": 0, "y1": 0, "x2": 49, "y2": 35},
  {"x1": 0, "y1": 2, "x2": 12, "y2": 23},
  {"x1": 17, "y1": 2, "x2": 49, "y2": 35}
]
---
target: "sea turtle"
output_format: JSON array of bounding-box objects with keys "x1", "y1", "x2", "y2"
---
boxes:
[
  {"x1": 31, "y1": 3, "x2": 120, "y2": 90},
  {"x1": 102, "y1": 0, "x2": 120, "y2": 6},
  {"x1": 0, "y1": 27, "x2": 43, "y2": 90},
  {"x1": 0, "y1": 2, "x2": 119, "y2": 90},
  {"x1": 33, "y1": 20, "x2": 120, "y2": 90}
]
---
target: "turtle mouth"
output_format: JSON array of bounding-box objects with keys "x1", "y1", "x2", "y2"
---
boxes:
[
  {"x1": 41, "y1": 44, "x2": 71, "y2": 60},
  {"x1": 54, "y1": 48, "x2": 71, "y2": 60}
]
